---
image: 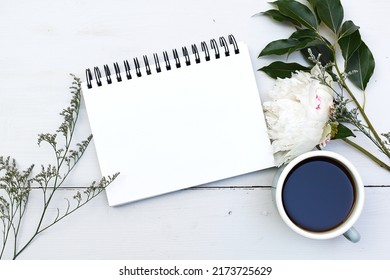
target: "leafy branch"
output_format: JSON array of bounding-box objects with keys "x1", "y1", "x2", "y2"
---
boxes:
[
  {"x1": 0, "y1": 75, "x2": 119, "y2": 259},
  {"x1": 258, "y1": 0, "x2": 390, "y2": 171}
]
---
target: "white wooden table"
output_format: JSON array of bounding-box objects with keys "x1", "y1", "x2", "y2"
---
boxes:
[{"x1": 0, "y1": 0, "x2": 389, "y2": 260}]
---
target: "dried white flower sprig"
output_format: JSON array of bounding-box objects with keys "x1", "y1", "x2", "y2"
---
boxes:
[
  {"x1": 0, "y1": 75, "x2": 119, "y2": 259},
  {"x1": 258, "y1": 0, "x2": 390, "y2": 171}
]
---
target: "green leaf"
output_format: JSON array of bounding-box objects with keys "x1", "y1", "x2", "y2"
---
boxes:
[
  {"x1": 259, "y1": 37, "x2": 323, "y2": 57},
  {"x1": 258, "y1": 61, "x2": 310, "y2": 79},
  {"x1": 262, "y1": 9, "x2": 301, "y2": 26},
  {"x1": 288, "y1": 29, "x2": 324, "y2": 54},
  {"x1": 272, "y1": 0, "x2": 318, "y2": 30},
  {"x1": 306, "y1": 0, "x2": 317, "y2": 7},
  {"x1": 345, "y1": 41, "x2": 375, "y2": 90},
  {"x1": 332, "y1": 123, "x2": 356, "y2": 139},
  {"x1": 338, "y1": 20, "x2": 359, "y2": 40},
  {"x1": 289, "y1": 38, "x2": 324, "y2": 55},
  {"x1": 306, "y1": 0, "x2": 321, "y2": 24},
  {"x1": 301, "y1": 43, "x2": 334, "y2": 66},
  {"x1": 316, "y1": 0, "x2": 344, "y2": 33},
  {"x1": 289, "y1": 28, "x2": 318, "y2": 40},
  {"x1": 339, "y1": 29, "x2": 361, "y2": 62},
  {"x1": 259, "y1": 39, "x2": 300, "y2": 56}
]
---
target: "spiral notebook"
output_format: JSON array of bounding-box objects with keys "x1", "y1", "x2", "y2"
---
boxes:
[{"x1": 82, "y1": 35, "x2": 275, "y2": 206}]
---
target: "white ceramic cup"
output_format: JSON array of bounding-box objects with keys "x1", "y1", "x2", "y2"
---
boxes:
[{"x1": 272, "y1": 150, "x2": 365, "y2": 242}]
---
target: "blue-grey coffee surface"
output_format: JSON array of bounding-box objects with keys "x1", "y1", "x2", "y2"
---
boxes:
[{"x1": 282, "y1": 157, "x2": 355, "y2": 232}]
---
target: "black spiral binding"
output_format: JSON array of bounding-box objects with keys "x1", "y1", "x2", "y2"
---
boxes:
[
  {"x1": 191, "y1": 44, "x2": 200, "y2": 64},
  {"x1": 85, "y1": 35, "x2": 240, "y2": 89}
]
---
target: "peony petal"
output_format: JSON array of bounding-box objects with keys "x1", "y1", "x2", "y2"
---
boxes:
[{"x1": 263, "y1": 66, "x2": 334, "y2": 166}]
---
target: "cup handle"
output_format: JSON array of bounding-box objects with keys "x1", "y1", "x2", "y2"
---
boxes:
[{"x1": 343, "y1": 227, "x2": 361, "y2": 243}]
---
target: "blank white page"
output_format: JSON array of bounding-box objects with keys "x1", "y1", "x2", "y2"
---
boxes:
[{"x1": 82, "y1": 41, "x2": 275, "y2": 206}]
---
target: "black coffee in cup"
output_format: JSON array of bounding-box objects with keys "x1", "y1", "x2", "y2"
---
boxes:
[{"x1": 282, "y1": 156, "x2": 355, "y2": 232}]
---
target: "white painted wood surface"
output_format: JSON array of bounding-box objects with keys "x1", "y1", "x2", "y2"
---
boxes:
[{"x1": 0, "y1": 0, "x2": 389, "y2": 259}]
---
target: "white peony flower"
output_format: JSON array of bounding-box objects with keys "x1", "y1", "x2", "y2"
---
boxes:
[{"x1": 263, "y1": 65, "x2": 334, "y2": 166}]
